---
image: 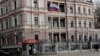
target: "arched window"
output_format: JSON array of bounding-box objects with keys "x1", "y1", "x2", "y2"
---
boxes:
[
  {"x1": 71, "y1": 21, "x2": 74, "y2": 27},
  {"x1": 70, "y1": 6, "x2": 73, "y2": 13}
]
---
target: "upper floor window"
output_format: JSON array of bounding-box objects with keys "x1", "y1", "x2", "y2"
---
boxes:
[
  {"x1": 5, "y1": 6, "x2": 8, "y2": 13},
  {"x1": 88, "y1": 9, "x2": 91, "y2": 15},
  {"x1": 6, "y1": 21, "x2": 9, "y2": 29},
  {"x1": 34, "y1": 17, "x2": 39, "y2": 25},
  {"x1": 83, "y1": 8, "x2": 86, "y2": 14},
  {"x1": 48, "y1": 2, "x2": 59, "y2": 12},
  {"x1": 59, "y1": 3, "x2": 65, "y2": 12},
  {"x1": 1, "y1": 8, "x2": 3, "y2": 15},
  {"x1": 60, "y1": 18, "x2": 65, "y2": 27},
  {"x1": 71, "y1": 21, "x2": 74, "y2": 27},
  {"x1": 89, "y1": 22, "x2": 91, "y2": 28},
  {"x1": 53, "y1": 17, "x2": 59, "y2": 27},
  {"x1": 14, "y1": 1, "x2": 17, "y2": 9},
  {"x1": 78, "y1": 7, "x2": 81, "y2": 14},
  {"x1": 14, "y1": 16, "x2": 17, "y2": 26},
  {"x1": 1, "y1": 22, "x2": 3, "y2": 30},
  {"x1": 79, "y1": 21, "x2": 81, "y2": 27},
  {"x1": 84, "y1": 21, "x2": 86, "y2": 28},
  {"x1": 70, "y1": 6, "x2": 73, "y2": 13},
  {"x1": 34, "y1": 0, "x2": 38, "y2": 8}
]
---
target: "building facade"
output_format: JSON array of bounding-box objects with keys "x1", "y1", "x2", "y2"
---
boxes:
[{"x1": 0, "y1": 0, "x2": 99, "y2": 49}]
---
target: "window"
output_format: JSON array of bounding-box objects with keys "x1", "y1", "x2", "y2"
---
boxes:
[
  {"x1": 47, "y1": 1, "x2": 51, "y2": 11},
  {"x1": 61, "y1": 33, "x2": 66, "y2": 42},
  {"x1": 53, "y1": 17, "x2": 59, "y2": 27},
  {"x1": 15, "y1": 35, "x2": 18, "y2": 44},
  {"x1": 78, "y1": 7, "x2": 81, "y2": 14},
  {"x1": 88, "y1": 9, "x2": 91, "y2": 15},
  {"x1": 49, "y1": 33, "x2": 52, "y2": 42},
  {"x1": 89, "y1": 36, "x2": 92, "y2": 41},
  {"x1": 83, "y1": 8, "x2": 86, "y2": 14},
  {"x1": 34, "y1": 17, "x2": 38, "y2": 25},
  {"x1": 14, "y1": 1, "x2": 17, "y2": 9},
  {"x1": 71, "y1": 21, "x2": 74, "y2": 27},
  {"x1": 95, "y1": 34, "x2": 98, "y2": 42},
  {"x1": 59, "y1": 3, "x2": 65, "y2": 12},
  {"x1": 34, "y1": 0, "x2": 38, "y2": 8},
  {"x1": 6, "y1": 21, "x2": 8, "y2": 29},
  {"x1": 48, "y1": 17, "x2": 52, "y2": 28},
  {"x1": 89, "y1": 22, "x2": 91, "y2": 28},
  {"x1": 5, "y1": 6, "x2": 8, "y2": 13},
  {"x1": 84, "y1": 35, "x2": 87, "y2": 42},
  {"x1": 1, "y1": 22, "x2": 3, "y2": 30},
  {"x1": 60, "y1": 18, "x2": 65, "y2": 27},
  {"x1": 79, "y1": 34, "x2": 83, "y2": 42},
  {"x1": 71, "y1": 35, "x2": 74, "y2": 42},
  {"x1": 70, "y1": 6, "x2": 73, "y2": 13},
  {"x1": 14, "y1": 16, "x2": 17, "y2": 26},
  {"x1": 1, "y1": 8, "x2": 3, "y2": 15},
  {"x1": 79, "y1": 21, "x2": 81, "y2": 27},
  {"x1": 84, "y1": 21, "x2": 86, "y2": 28},
  {"x1": 35, "y1": 35, "x2": 39, "y2": 41},
  {"x1": 1, "y1": 36, "x2": 5, "y2": 45}
]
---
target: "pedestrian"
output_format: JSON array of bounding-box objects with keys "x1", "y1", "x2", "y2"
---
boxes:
[
  {"x1": 94, "y1": 44, "x2": 99, "y2": 52},
  {"x1": 17, "y1": 48, "x2": 20, "y2": 56},
  {"x1": 33, "y1": 48, "x2": 37, "y2": 56}
]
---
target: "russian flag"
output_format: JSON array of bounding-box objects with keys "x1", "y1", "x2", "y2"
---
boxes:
[{"x1": 49, "y1": 3, "x2": 58, "y2": 12}]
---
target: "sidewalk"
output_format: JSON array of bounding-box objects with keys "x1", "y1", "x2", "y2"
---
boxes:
[{"x1": 13, "y1": 50, "x2": 100, "y2": 56}]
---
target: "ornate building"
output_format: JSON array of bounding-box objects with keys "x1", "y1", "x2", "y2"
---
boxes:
[{"x1": 0, "y1": 0, "x2": 98, "y2": 49}]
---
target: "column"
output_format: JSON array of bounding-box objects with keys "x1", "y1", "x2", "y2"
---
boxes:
[
  {"x1": 59, "y1": 32, "x2": 61, "y2": 42},
  {"x1": 59, "y1": 17, "x2": 60, "y2": 29},
  {"x1": 82, "y1": 32, "x2": 84, "y2": 42},
  {"x1": 52, "y1": 32, "x2": 53, "y2": 43},
  {"x1": 51, "y1": 17, "x2": 53, "y2": 29}
]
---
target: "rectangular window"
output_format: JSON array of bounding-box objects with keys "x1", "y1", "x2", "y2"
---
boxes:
[
  {"x1": 79, "y1": 21, "x2": 81, "y2": 27},
  {"x1": 83, "y1": 8, "x2": 86, "y2": 14},
  {"x1": 34, "y1": 17, "x2": 38, "y2": 25},
  {"x1": 35, "y1": 35, "x2": 39, "y2": 41},
  {"x1": 84, "y1": 21, "x2": 86, "y2": 28},
  {"x1": 60, "y1": 18, "x2": 65, "y2": 27},
  {"x1": 48, "y1": 17, "x2": 52, "y2": 28},
  {"x1": 5, "y1": 6, "x2": 8, "y2": 13},
  {"x1": 14, "y1": 16, "x2": 17, "y2": 26},
  {"x1": 53, "y1": 17, "x2": 59, "y2": 27},
  {"x1": 59, "y1": 3, "x2": 65, "y2": 12},
  {"x1": 1, "y1": 23, "x2": 3, "y2": 30},
  {"x1": 14, "y1": 1, "x2": 17, "y2": 9},
  {"x1": 6, "y1": 21, "x2": 9, "y2": 29},
  {"x1": 1, "y1": 8, "x2": 3, "y2": 15}
]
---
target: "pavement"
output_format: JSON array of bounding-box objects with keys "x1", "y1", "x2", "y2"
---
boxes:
[
  {"x1": 13, "y1": 50, "x2": 100, "y2": 56},
  {"x1": 39, "y1": 51, "x2": 100, "y2": 56}
]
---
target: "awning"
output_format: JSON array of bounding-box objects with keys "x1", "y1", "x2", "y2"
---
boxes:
[{"x1": 22, "y1": 39, "x2": 37, "y2": 44}]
